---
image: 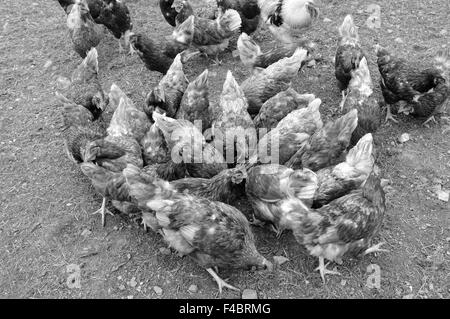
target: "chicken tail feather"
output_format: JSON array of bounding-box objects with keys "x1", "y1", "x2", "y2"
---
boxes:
[
  {"x1": 218, "y1": 9, "x2": 242, "y2": 35},
  {"x1": 237, "y1": 32, "x2": 261, "y2": 68},
  {"x1": 338, "y1": 15, "x2": 359, "y2": 42}
]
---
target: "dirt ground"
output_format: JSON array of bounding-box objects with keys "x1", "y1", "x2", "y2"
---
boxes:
[{"x1": 0, "y1": 0, "x2": 449, "y2": 299}]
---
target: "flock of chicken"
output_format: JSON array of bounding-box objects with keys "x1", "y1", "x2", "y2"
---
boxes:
[{"x1": 56, "y1": 0, "x2": 450, "y2": 293}]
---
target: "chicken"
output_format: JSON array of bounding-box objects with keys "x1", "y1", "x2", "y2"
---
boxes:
[
  {"x1": 67, "y1": 0, "x2": 104, "y2": 58},
  {"x1": 285, "y1": 109, "x2": 358, "y2": 171},
  {"x1": 335, "y1": 15, "x2": 365, "y2": 111},
  {"x1": 217, "y1": 0, "x2": 261, "y2": 35},
  {"x1": 145, "y1": 54, "x2": 189, "y2": 118},
  {"x1": 212, "y1": 71, "x2": 255, "y2": 163},
  {"x1": 60, "y1": 48, "x2": 108, "y2": 117},
  {"x1": 172, "y1": 9, "x2": 242, "y2": 63},
  {"x1": 312, "y1": 133, "x2": 374, "y2": 208},
  {"x1": 171, "y1": 166, "x2": 247, "y2": 203},
  {"x1": 253, "y1": 88, "x2": 315, "y2": 132},
  {"x1": 141, "y1": 123, "x2": 171, "y2": 165},
  {"x1": 83, "y1": 85, "x2": 148, "y2": 226},
  {"x1": 241, "y1": 48, "x2": 308, "y2": 116},
  {"x1": 255, "y1": 98, "x2": 322, "y2": 165},
  {"x1": 288, "y1": 170, "x2": 387, "y2": 282},
  {"x1": 127, "y1": 165, "x2": 272, "y2": 293},
  {"x1": 159, "y1": 0, "x2": 194, "y2": 27},
  {"x1": 143, "y1": 161, "x2": 187, "y2": 181},
  {"x1": 376, "y1": 46, "x2": 450, "y2": 124},
  {"x1": 95, "y1": 0, "x2": 133, "y2": 53},
  {"x1": 176, "y1": 69, "x2": 212, "y2": 132},
  {"x1": 237, "y1": 32, "x2": 314, "y2": 69},
  {"x1": 246, "y1": 164, "x2": 317, "y2": 236},
  {"x1": 57, "y1": 92, "x2": 109, "y2": 164},
  {"x1": 258, "y1": 0, "x2": 319, "y2": 44},
  {"x1": 343, "y1": 57, "x2": 382, "y2": 145},
  {"x1": 153, "y1": 112, "x2": 227, "y2": 178},
  {"x1": 58, "y1": 0, "x2": 105, "y2": 19},
  {"x1": 129, "y1": 32, "x2": 199, "y2": 75}
]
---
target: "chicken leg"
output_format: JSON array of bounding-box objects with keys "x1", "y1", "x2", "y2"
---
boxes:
[
  {"x1": 339, "y1": 90, "x2": 348, "y2": 111},
  {"x1": 206, "y1": 268, "x2": 240, "y2": 294},
  {"x1": 92, "y1": 197, "x2": 114, "y2": 227},
  {"x1": 314, "y1": 256, "x2": 341, "y2": 283},
  {"x1": 384, "y1": 105, "x2": 398, "y2": 123}
]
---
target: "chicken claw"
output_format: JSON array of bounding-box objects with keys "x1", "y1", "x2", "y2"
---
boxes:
[
  {"x1": 315, "y1": 256, "x2": 341, "y2": 283},
  {"x1": 363, "y1": 242, "x2": 389, "y2": 256},
  {"x1": 92, "y1": 197, "x2": 114, "y2": 227},
  {"x1": 384, "y1": 105, "x2": 398, "y2": 124},
  {"x1": 206, "y1": 268, "x2": 240, "y2": 294},
  {"x1": 422, "y1": 115, "x2": 437, "y2": 128}
]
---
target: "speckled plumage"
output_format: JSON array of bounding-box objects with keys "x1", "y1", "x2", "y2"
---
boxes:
[
  {"x1": 95, "y1": 0, "x2": 132, "y2": 40},
  {"x1": 241, "y1": 48, "x2": 307, "y2": 115},
  {"x1": 217, "y1": 0, "x2": 261, "y2": 35}
]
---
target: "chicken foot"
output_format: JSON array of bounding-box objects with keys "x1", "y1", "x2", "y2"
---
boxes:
[
  {"x1": 206, "y1": 268, "x2": 240, "y2": 294},
  {"x1": 384, "y1": 104, "x2": 398, "y2": 123},
  {"x1": 92, "y1": 197, "x2": 114, "y2": 227},
  {"x1": 363, "y1": 242, "x2": 389, "y2": 256},
  {"x1": 314, "y1": 256, "x2": 341, "y2": 283}
]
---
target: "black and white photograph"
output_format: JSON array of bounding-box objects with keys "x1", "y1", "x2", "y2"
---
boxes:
[{"x1": 1, "y1": 0, "x2": 449, "y2": 303}]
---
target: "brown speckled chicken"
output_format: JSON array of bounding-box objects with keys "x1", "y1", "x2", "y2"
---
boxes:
[
  {"x1": 153, "y1": 112, "x2": 227, "y2": 178},
  {"x1": 145, "y1": 54, "x2": 189, "y2": 118},
  {"x1": 67, "y1": 0, "x2": 104, "y2": 58},
  {"x1": 140, "y1": 123, "x2": 171, "y2": 165},
  {"x1": 285, "y1": 109, "x2": 358, "y2": 171},
  {"x1": 313, "y1": 133, "x2": 375, "y2": 208},
  {"x1": 335, "y1": 15, "x2": 365, "y2": 111},
  {"x1": 95, "y1": 0, "x2": 133, "y2": 53},
  {"x1": 171, "y1": 166, "x2": 247, "y2": 203},
  {"x1": 237, "y1": 32, "x2": 314, "y2": 69},
  {"x1": 176, "y1": 69, "x2": 212, "y2": 132},
  {"x1": 212, "y1": 71, "x2": 255, "y2": 163},
  {"x1": 127, "y1": 164, "x2": 272, "y2": 293},
  {"x1": 83, "y1": 84, "x2": 149, "y2": 226},
  {"x1": 255, "y1": 98, "x2": 322, "y2": 165},
  {"x1": 129, "y1": 32, "x2": 198, "y2": 75},
  {"x1": 241, "y1": 48, "x2": 308, "y2": 116},
  {"x1": 253, "y1": 88, "x2": 315, "y2": 132},
  {"x1": 217, "y1": 0, "x2": 261, "y2": 35},
  {"x1": 246, "y1": 164, "x2": 317, "y2": 236},
  {"x1": 59, "y1": 48, "x2": 108, "y2": 123},
  {"x1": 172, "y1": 9, "x2": 242, "y2": 63},
  {"x1": 343, "y1": 57, "x2": 381, "y2": 145},
  {"x1": 258, "y1": 0, "x2": 319, "y2": 44},
  {"x1": 377, "y1": 46, "x2": 450, "y2": 125},
  {"x1": 288, "y1": 170, "x2": 387, "y2": 282}
]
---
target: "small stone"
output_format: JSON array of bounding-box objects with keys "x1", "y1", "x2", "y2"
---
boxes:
[
  {"x1": 242, "y1": 289, "x2": 258, "y2": 299},
  {"x1": 129, "y1": 277, "x2": 137, "y2": 288},
  {"x1": 118, "y1": 284, "x2": 125, "y2": 291},
  {"x1": 306, "y1": 59, "x2": 316, "y2": 68},
  {"x1": 432, "y1": 178, "x2": 442, "y2": 185},
  {"x1": 419, "y1": 176, "x2": 428, "y2": 184},
  {"x1": 398, "y1": 133, "x2": 410, "y2": 143},
  {"x1": 66, "y1": 203, "x2": 72, "y2": 206},
  {"x1": 403, "y1": 294, "x2": 414, "y2": 299},
  {"x1": 273, "y1": 256, "x2": 290, "y2": 266},
  {"x1": 81, "y1": 229, "x2": 91, "y2": 237},
  {"x1": 440, "y1": 29, "x2": 448, "y2": 36},
  {"x1": 340, "y1": 279, "x2": 347, "y2": 286},
  {"x1": 56, "y1": 76, "x2": 71, "y2": 90},
  {"x1": 43, "y1": 60, "x2": 53, "y2": 70},
  {"x1": 188, "y1": 284, "x2": 198, "y2": 293},
  {"x1": 323, "y1": 18, "x2": 331, "y2": 23},
  {"x1": 159, "y1": 247, "x2": 171, "y2": 255},
  {"x1": 153, "y1": 286, "x2": 163, "y2": 296},
  {"x1": 394, "y1": 37, "x2": 404, "y2": 44},
  {"x1": 446, "y1": 237, "x2": 450, "y2": 242},
  {"x1": 436, "y1": 190, "x2": 449, "y2": 202},
  {"x1": 117, "y1": 276, "x2": 122, "y2": 280},
  {"x1": 387, "y1": 29, "x2": 393, "y2": 34}
]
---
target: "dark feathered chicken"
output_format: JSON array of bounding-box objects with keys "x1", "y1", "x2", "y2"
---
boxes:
[
  {"x1": 58, "y1": 0, "x2": 105, "y2": 19},
  {"x1": 217, "y1": 0, "x2": 261, "y2": 35},
  {"x1": 343, "y1": 57, "x2": 381, "y2": 145},
  {"x1": 285, "y1": 109, "x2": 358, "y2": 171},
  {"x1": 129, "y1": 32, "x2": 198, "y2": 75},
  {"x1": 159, "y1": 0, "x2": 194, "y2": 27},
  {"x1": 288, "y1": 170, "x2": 387, "y2": 282},
  {"x1": 95, "y1": 0, "x2": 133, "y2": 52},
  {"x1": 127, "y1": 164, "x2": 272, "y2": 293},
  {"x1": 377, "y1": 46, "x2": 450, "y2": 124},
  {"x1": 335, "y1": 15, "x2": 365, "y2": 111}
]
